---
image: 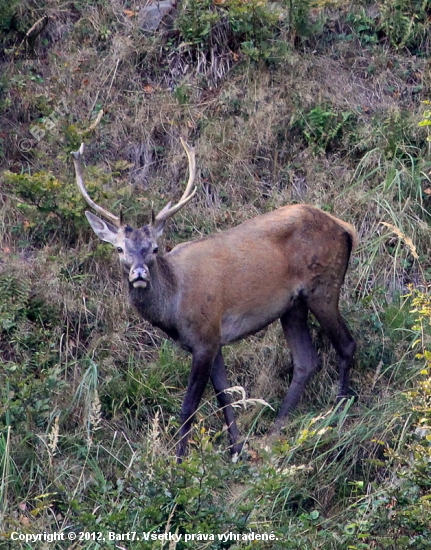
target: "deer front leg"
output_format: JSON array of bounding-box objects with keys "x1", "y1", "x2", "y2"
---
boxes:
[
  {"x1": 211, "y1": 349, "x2": 243, "y2": 456},
  {"x1": 177, "y1": 347, "x2": 217, "y2": 459}
]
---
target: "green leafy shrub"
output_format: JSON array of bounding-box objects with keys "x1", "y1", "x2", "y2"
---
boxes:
[
  {"x1": 379, "y1": 0, "x2": 431, "y2": 52},
  {"x1": 342, "y1": 1, "x2": 430, "y2": 53},
  {"x1": 345, "y1": 9, "x2": 379, "y2": 46},
  {"x1": 294, "y1": 104, "x2": 353, "y2": 152},
  {"x1": 3, "y1": 170, "x2": 86, "y2": 244},
  {"x1": 175, "y1": 0, "x2": 282, "y2": 61},
  {"x1": 2, "y1": 165, "x2": 131, "y2": 246}
]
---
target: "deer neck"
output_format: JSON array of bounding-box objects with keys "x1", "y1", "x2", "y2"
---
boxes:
[{"x1": 127, "y1": 255, "x2": 179, "y2": 334}]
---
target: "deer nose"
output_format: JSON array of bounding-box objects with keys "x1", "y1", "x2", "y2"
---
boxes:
[{"x1": 130, "y1": 265, "x2": 149, "y2": 287}]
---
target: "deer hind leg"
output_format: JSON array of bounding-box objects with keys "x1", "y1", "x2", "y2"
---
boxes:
[
  {"x1": 307, "y1": 298, "x2": 356, "y2": 402},
  {"x1": 211, "y1": 349, "x2": 243, "y2": 456},
  {"x1": 272, "y1": 299, "x2": 320, "y2": 433}
]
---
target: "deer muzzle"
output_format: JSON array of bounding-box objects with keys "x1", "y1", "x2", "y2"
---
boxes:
[{"x1": 130, "y1": 266, "x2": 149, "y2": 288}]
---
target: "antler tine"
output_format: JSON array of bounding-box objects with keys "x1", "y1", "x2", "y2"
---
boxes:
[
  {"x1": 178, "y1": 137, "x2": 196, "y2": 203},
  {"x1": 154, "y1": 138, "x2": 197, "y2": 225},
  {"x1": 71, "y1": 143, "x2": 121, "y2": 228}
]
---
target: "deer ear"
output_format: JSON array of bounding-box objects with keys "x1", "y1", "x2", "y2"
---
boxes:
[
  {"x1": 153, "y1": 218, "x2": 166, "y2": 239},
  {"x1": 85, "y1": 211, "x2": 118, "y2": 245}
]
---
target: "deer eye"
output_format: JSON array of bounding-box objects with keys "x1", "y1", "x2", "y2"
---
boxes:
[
  {"x1": 153, "y1": 246, "x2": 159, "y2": 254},
  {"x1": 117, "y1": 247, "x2": 124, "y2": 253}
]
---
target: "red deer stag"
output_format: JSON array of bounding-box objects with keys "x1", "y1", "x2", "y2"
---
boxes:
[{"x1": 71, "y1": 140, "x2": 357, "y2": 459}]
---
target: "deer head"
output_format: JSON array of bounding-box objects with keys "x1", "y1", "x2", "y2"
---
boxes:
[{"x1": 71, "y1": 139, "x2": 196, "y2": 290}]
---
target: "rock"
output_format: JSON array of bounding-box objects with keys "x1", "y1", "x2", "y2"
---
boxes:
[{"x1": 138, "y1": 0, "x2": 177, "y2": 32}]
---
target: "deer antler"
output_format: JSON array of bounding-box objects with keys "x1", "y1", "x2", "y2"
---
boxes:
[
  {"x1": 71, "y1": 143, "x2": 121, "y2": 228},
  {"x1": 72, "y1": 139, "x2": 196, "y2": 230},
  {"x1": 153, "y1": 138, "x2": 197, "y2": 228}
]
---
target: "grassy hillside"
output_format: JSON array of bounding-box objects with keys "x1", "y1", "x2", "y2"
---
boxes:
[{"x1": 1, "y1": 0, "x2": 431, "y2": 548}]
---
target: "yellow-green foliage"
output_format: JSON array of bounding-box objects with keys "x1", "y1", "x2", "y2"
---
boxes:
[
  {"x1": 418, "y1": 100, "x2": 431, "y2": 143},
  {"x1": 342, "y1": 290, "x2": 431, "y2": 549}
]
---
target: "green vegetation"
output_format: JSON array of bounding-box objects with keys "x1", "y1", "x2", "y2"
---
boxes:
[{"x1": 1, "y1": 0, "x2": 431, "y2": 547}]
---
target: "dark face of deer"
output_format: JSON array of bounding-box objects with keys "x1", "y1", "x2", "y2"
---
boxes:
[{"x1": 85, "y1": 211, "x2": 162, "y2": 289}]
